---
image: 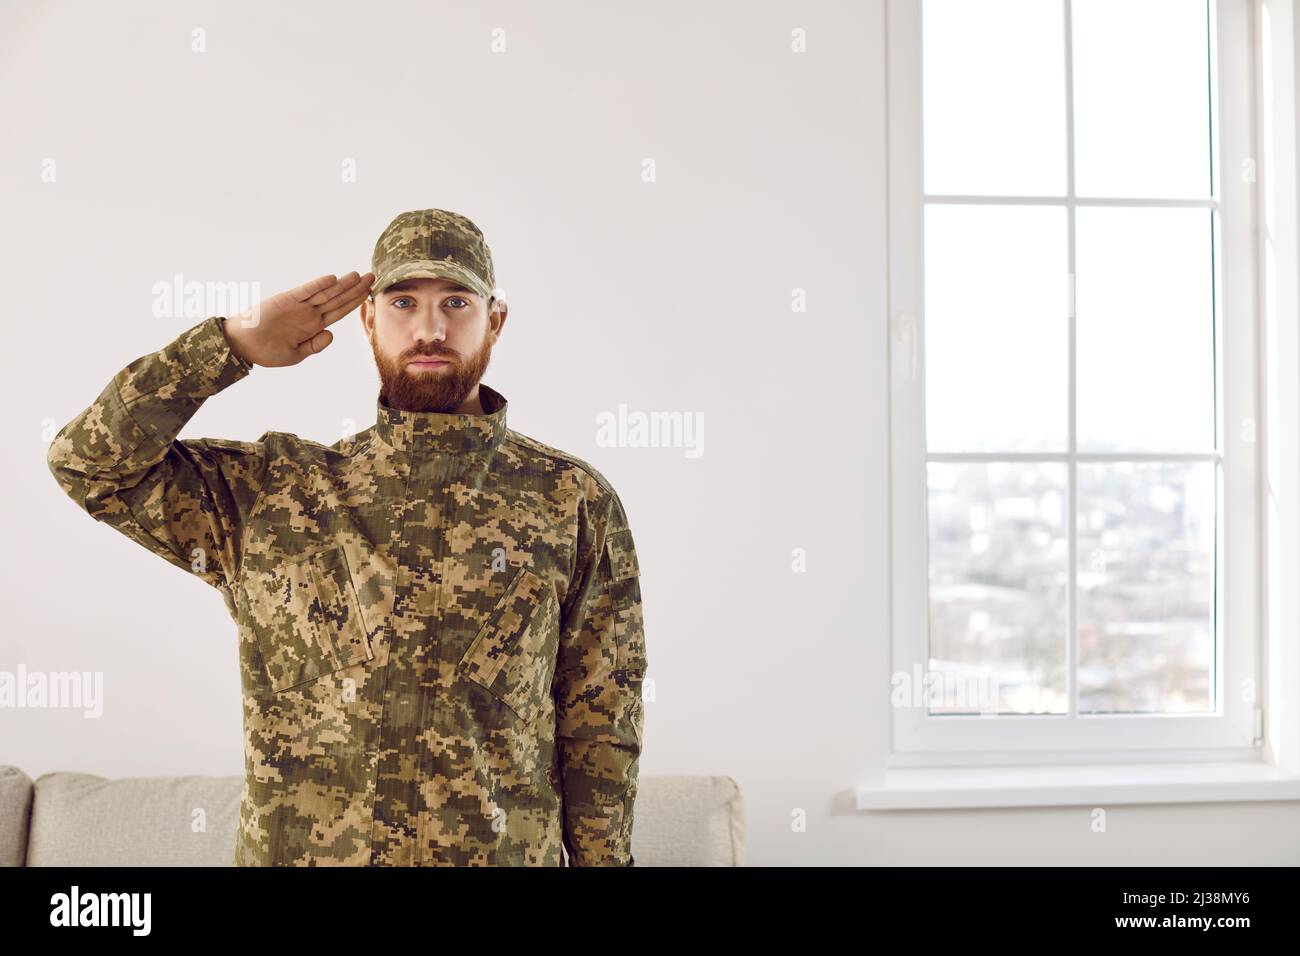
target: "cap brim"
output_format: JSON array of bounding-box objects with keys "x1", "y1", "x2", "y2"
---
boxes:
[{"x1": 371, "y1": 260, "x2": 493, "y2": 301}]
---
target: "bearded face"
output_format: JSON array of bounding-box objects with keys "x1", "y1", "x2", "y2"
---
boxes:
[{"x1": 370, "y1": 319, "x2": 493, "y2": 413}]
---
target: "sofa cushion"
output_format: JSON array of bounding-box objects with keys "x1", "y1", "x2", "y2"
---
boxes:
[
  {"x1": 630, "y1": 774, "x2": 746, "y2": 866},
  {"x1": 0, "y1": 766, "x2": 34, "y2": 867},
  {"x1": 27, "y1": 771, "x2": 240, "y2": 866}
]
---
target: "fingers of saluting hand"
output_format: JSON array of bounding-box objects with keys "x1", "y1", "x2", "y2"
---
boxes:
[
  {"x1": 304, "y1": 270, "x2": 367, "y2": 306},
  {"x1": 320, "y1": 272, "x2": 375, "y2": 326},
  {"x1": 288, "y1": 274, "x2": 339, "y2": 302}
]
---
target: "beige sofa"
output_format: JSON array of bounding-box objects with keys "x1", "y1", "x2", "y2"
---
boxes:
[{"x1": 0, "y1": 765, "x2": 744, "y2": 866}]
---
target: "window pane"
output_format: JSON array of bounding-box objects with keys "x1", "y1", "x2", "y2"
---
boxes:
[
  {"x1": 925, "y1": 204, "x2": 1068, "y2": 452},
  {"x1": 1076, "y1": 207, "x2": 1215, "y2": 452},
  {"x1": 928, "y1": 462, "x2": 1068, "y2": 714},
  {"x1": 1072, "y1": 0, "x2": 1212, "y2": 199},
  {"x1": 923, "y1": 0, "x2": 1066, "y2": 196},
  {"x1": 1077, "y1": 461, "x2": 1216, "y2": 713}
]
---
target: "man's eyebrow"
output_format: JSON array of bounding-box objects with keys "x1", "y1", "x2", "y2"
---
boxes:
[{"x1": 385, "y1": 282, "x2": 477, "y2": 296}]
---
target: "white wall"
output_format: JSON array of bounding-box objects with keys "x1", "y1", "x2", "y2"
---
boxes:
[{"x1": 2, "y1": 0, "x2": 1297, "y2": 865}]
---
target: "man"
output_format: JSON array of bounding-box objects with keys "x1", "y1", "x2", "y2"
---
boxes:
[{"x1": 46, "y1": 208, "x2": 647, "y2": 866}]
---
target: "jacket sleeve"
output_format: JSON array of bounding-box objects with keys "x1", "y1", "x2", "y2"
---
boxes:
[
  {"x1": 46, "y1": 315, "x2": 267, "y2": 607},
  {"x1": 554, "y1": 483, "x2": 648, "y2": 867}
]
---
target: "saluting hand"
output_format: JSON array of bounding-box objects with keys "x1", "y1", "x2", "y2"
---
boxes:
[{"x1": 223, "y1": 271, "x2": 374, "y2": 368}]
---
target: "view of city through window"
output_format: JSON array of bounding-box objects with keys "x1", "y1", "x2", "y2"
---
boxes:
[{"x1": 921, "y1": 0, "x2": 1218, "y2": 716}]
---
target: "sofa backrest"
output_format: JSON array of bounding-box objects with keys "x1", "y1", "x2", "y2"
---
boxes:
[{"x1": 0, "y1": 767, "x2": 744, "y2": 866}]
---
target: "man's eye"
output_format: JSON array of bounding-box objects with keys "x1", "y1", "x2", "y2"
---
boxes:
[
  {"x1": 447, "y1": 297, "x2": 468, "y2": 308},
  {"x1": 394, "y1": 296, "x2": 413, "y2": 307}
]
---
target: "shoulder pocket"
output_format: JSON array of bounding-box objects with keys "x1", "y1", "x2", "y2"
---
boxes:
[
  {"x1": 604, "y1": 528, "x2": 639, "y2": 581},
  {"x1": 243, "y1": 545, "x2": 375, "y2": 693},
  {"x1": 604, "y1": 528, "x2": 646, "y2": 680},
  {"x1": 458, "y1": 565, "x2": 560, "y2": 724}
]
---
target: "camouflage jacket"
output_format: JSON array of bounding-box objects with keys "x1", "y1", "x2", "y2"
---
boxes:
[{"x1": 46, "y1": 315, "x2": 647, "y2": 866}]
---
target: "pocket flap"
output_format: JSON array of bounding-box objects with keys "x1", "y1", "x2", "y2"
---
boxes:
[
  {"x1": 244, "y1": 545, "x2": 373, "y2": 694},
  {"x1": 605, "y1": 528, "x2": 639, "y2": 581},
  {"x1": 458, "y1": 566, "x2": 558, "y2": 723}
]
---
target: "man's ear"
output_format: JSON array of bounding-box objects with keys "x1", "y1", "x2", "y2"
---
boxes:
[
  {"x1": 489, "y1": 298, "x2": 508, "y2": 342},
  {"x1": 360, "y1": 297, "x2": 374, "y2": 336}
]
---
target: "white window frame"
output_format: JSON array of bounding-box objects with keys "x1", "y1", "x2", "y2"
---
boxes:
[{"x1": 864, "y1": 0, "x2": 1300, "y2": 808}]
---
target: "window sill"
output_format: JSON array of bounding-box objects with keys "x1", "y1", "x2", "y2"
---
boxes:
[{"x1": 855, "y1": 761, "x2": 1300, "y2": 810}]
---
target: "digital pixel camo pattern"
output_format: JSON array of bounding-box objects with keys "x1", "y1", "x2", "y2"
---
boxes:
[
  {"x1": 46, "y1": 315, "x2": 647, "y2": 867},
  {"x1": 371, "y1": 209, "x2": 497, "y2": 303}
]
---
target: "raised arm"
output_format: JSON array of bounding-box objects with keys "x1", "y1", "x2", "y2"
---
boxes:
[{"x1": 46, "y1": 272, "x2": 373, "y2": 607}]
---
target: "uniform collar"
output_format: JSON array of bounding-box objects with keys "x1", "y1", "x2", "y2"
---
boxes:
[{"x1": 373, "y1": 383, "x2": 509, "y2": 455}]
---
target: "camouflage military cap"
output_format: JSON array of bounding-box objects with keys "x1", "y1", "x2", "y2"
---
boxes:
[{"x1": 371, "y1": 209, "x2": 497, "y2": 303}]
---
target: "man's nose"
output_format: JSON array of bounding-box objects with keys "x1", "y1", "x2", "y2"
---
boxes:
[{"x1": 411, "y1": 306, "x2": 448, "y2": 345}]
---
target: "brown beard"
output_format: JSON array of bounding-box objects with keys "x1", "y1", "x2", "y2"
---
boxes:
[{"x1": 370, "y1": 325, "x2": 493, "y2": 413}]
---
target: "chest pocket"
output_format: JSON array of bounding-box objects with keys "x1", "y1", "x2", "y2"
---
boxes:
[
  {"x1": 458, "y1": 565, "x2": 560, "y2": 725},
  {"x1": 243, "y1": 545, "x2": 374, "y2": 693}
]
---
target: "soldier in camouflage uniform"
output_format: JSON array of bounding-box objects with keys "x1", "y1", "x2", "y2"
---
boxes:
[{"x1": 46, "y1": 209, "x2": 647, "y2": 866}]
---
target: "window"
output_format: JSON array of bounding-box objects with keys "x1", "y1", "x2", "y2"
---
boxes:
[{"x1": 886, "y1": 0, "x2": 1269, "y2": 761}]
